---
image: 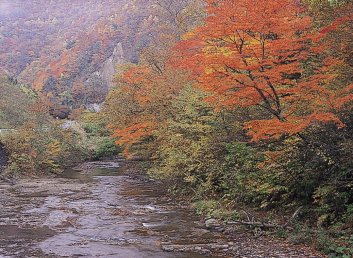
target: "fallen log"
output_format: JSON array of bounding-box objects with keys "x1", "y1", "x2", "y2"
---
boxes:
[{"x1": 227, "y1": 220, "x2": 279, "y2": 229}]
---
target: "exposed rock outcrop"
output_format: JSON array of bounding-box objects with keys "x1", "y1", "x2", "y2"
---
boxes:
[
  {"x1": 0, "y1": 144, "x2": 8, "y2": 171},
  {"x1": 90, "y1": 42, "x2": 126, "y2": 89}
]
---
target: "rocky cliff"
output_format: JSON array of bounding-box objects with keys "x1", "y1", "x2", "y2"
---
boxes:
[{"x1": 96, "y1": 42, "x2": 126, "y2": 89}]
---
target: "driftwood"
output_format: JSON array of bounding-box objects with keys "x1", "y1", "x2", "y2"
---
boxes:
[
  {"x1": 227, "y1": 206, "x2": 303, "y2": 230},
  {"x1": 227, "y1": 220, "x2": 279, "y2": 228}
]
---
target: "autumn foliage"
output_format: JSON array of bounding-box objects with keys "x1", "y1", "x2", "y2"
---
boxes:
[
  {"x1": 104, "y1": 3, "x2": 353, "y2": 249},
  {"x1": 2, "y1": 0, "x2": 353, "y2": 254},
  {"x1": 173, "y1": 0, "x2": 353, "y2": 141},
  {"x1": 106, "y1": 0, "x2": 353, "y2": 153}
]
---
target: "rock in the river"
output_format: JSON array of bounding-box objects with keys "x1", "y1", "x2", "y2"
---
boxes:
[{"x1": 205, "y1": 218, "x2": 220, "y2": 229}]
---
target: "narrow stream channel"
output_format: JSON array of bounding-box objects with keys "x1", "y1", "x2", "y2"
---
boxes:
[{"x1": 0, "y1": 161, "x2": 225, "y2": 257}]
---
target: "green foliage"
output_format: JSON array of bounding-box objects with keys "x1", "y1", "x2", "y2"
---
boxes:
[
  {"x1": 219, "y1": 142, "x2": 266, "y2": 205},
  {"x1": 0, "y1": 76, "x2": 33, "y2": 128},
  {"x1": 79, "y1": 110, "x2": 120, "y2": 160},
  {"x1": 318, "y1": 232, "x2": 353, "y2": 258},
  {"x1": 83, "y1": 122, "x2": 105, "y2": 136},
  {"x1": 93, "y1": 137, "x2": 121, "y2": 160},
  {"x1": 193, "y1": 200, "x2": 219, "y2": 216},
  {"x1": 342, "y1": 204, "x2": 353, "y2": 223},
  {"x1": 149, "y1": 86, "x2": 268, "y2": 205},
  {"x1": 1, "y1": 122, "x2": 88, "y2": 175},
  {"x1": 192, "y1": 200, "x2": 240, "y2": 220},
  {"x1": 18, "y1": 84, "x2": 38, "y2": 99},
  {"x1": 0, "y1": 75, "x2": 88, "y2": 175},
  {"x1": 306, "y1": 0, "x2": 351, "y2": 7},
  {"x1": 148, "y1": 85, "x2": 219, "y2": 186}
]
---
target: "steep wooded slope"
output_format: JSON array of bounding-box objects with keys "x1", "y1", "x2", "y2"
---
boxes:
[{"x1": 0, "y1": 0, "x2": 161, "y2": 108}]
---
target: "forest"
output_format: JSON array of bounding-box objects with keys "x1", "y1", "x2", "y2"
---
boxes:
[{"x1": 0, "y1": 0, "x2": 353, "y2": 257}]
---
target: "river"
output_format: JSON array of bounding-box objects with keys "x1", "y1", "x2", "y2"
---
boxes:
[{"x1": 0, "y1": 161, "x2": 324, "y2": 257}]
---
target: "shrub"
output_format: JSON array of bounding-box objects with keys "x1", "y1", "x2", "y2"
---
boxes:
[
  {"x1": 1, "y1": 122, "x2": 88, "y2": 175},
  {"x1": 93, "y1": 137, "x2": 121, "y2": 160}
]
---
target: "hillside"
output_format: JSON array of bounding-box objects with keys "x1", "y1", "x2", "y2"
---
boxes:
[
  {"x1": 0, "y1": 0, "x2": 160, "y2": 111},
  {"x1": 0, "y1": 75, "x2": 34, "y2": 128}
]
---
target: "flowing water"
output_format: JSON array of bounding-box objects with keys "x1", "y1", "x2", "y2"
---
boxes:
[
  {"x1": 0, "y1": 161, "x2": 325, "y2": 258},
  {"x1": 0, "y1": 161, "x2": 227, "y2": 258}
]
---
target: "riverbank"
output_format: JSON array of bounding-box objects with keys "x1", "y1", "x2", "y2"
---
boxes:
[{"x1": 122, "y1": 160, "x2": 327, "y2": 257}]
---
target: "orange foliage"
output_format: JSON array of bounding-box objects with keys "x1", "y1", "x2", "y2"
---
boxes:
[
  {"x1": 33, "y1": 71, "x2": 49, "y2": 91},
  {"x1": 173, "y1": 0, "x2": 353, "y2": 141},
  {"x1": 113, "y1": 122, "x2": 155, "y2": 157},
  {"x1": 320, "y1": 14, "x2": 353, "y2": 34},
  {"x1": 107, "y1": 60, "x2": 189, "y2": 156},
  {"x1": 119, "y1": 66, "x2": 155, "y2": 105},
  {"x1": 245, "y1": 113, "x2": 344, "y2": 141},
  {"x1": 113, "y1": 122, "x2": 155, "y2": 145},
  {"x1": 108, "y1": 0, "x2": 353, "y2": 156},
  {"x1": 28, "y1": 95, "x2": 51, "y2": 114}
]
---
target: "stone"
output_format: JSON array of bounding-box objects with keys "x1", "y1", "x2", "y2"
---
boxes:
[{"x1": 205, "y1": 218, "x2": 220, "y2": 229}]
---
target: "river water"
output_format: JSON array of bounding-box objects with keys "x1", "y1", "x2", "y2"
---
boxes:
[
  {"x1": 0, "y1": 161, "x2": 228, "y2": 257},
  {"x1": 0, "y1": 161, "x2": 324, "y2": 258}
]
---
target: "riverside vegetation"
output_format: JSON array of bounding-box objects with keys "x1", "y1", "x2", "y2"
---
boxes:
[
  {"x1": 102, "y1": 0, "x2": 353, "y2": 257},
  {"x1": 0, "y1": 0, "x2": 352, "y2": 257},
  {"x1": 0, "y1": 76, "x2": 119, "y2": 175}
]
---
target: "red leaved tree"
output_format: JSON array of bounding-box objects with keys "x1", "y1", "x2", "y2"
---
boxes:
[
  {"x1": 106, "y1": 64, "x2": 190, "y2": 157},
  {"x1": 174, "y1": 0, "x2": 352, "y2": 141}
]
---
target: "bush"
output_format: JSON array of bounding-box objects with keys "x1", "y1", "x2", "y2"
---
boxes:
[
  {"x1": 1, "y1": 122, "x2": 88, "y2": 175},
  {"x1": 93, "y1": 137, "x2": 121, "y2": 160},
  {"x1": 83, "y1": 122, "x2": 105, "y2": 136}
]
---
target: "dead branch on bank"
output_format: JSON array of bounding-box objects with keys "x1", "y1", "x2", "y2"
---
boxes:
[{"x1": 227, "y1": 206, "x2": 303, "y2": 230}]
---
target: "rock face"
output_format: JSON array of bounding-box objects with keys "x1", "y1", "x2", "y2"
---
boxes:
[
  {"x1": 83, "y1": 42, "x2": 126, "y2": 105},
  {"x1": 0, "y1": 144, "x2": 8, "y2": 170},
  {"x1": 99, "y1": 42, "x2": 126, "y2": 89}
]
